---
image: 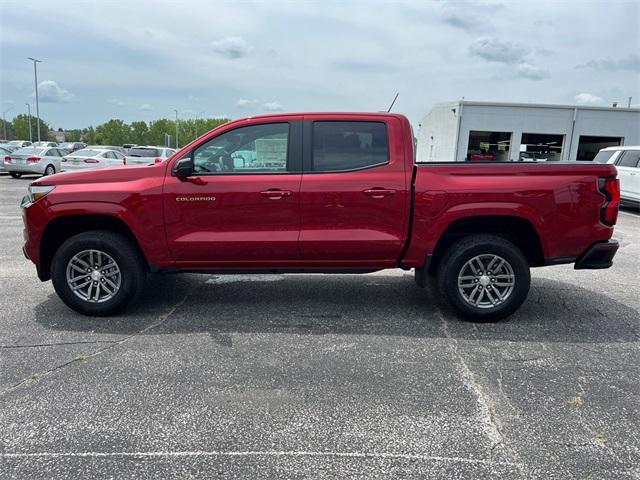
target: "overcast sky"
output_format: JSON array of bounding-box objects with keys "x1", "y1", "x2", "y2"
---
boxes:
[{"x1": 1, "y1": 0, "x2": 638, "y2": 129}]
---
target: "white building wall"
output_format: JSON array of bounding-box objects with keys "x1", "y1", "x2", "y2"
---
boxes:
[
  {"x1": 416, "y1": 102, "x2": 459, "y2": 162},
  {"x1": 456, "y1": 104, "x2": 575, "y2": 161},
  {"x1": 570, "y1": 108, "x2": 640, "y2": 160},
  {"x1": 417, "y1": 101, "x2": 640, "y2": 162}
]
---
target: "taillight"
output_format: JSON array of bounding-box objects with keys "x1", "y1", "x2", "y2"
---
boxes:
[
  {"x1": 27, "y1": 156, "x2": 40, "y2": 163},
  {"x1": 84, "y1": 158, "x2": 99, "y2": 163},
  {"x1": 154, "y1": 157, "x2": 163, "y2": 164},
  {"x1": 4, "y1": 156, "x2": 11, "y2": 163},
  {"x1": 598, "y1": 178, "x2": 620, "y2": 226}
]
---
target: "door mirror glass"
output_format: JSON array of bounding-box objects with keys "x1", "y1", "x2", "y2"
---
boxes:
[{"x1": 173, "y1": 156, "x2": 193, "y2": 178}]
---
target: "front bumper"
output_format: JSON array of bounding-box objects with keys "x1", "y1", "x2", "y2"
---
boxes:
[{"x1": 574, "y1": 240, "x2": 619, "y2": 269}]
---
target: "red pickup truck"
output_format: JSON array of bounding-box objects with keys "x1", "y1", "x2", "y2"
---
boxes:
[{"x1": 21, "y1": 112, "x2": 620, "y2": 321}]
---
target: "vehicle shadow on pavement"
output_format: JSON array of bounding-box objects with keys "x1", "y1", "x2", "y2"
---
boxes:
[{"x1": 34, "y1": 273, "x2": 639, "y2": 344}]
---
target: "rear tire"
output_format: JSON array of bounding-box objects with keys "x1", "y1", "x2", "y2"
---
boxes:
[
  {"x1": 9, "y1": 172, "x2": 22, "y2": 179},
  {"x1": 51, "y1": 230, "x2": 147, "y2": 316},
  {"x1": 436, "y1": 234, "x2": 530, "y2": 322},
  {"x1": 44, "y1": 164, "x2": 55, "y2": 176}
]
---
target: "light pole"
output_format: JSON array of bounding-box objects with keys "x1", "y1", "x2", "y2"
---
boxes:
[
  {"x1": 195, "y1": 110, "x2": 205, "y2": 137},
  {"x1": 2, "y1": 106, "x2": 12, "y2": 141},
  {"x1": 174, "y1": 109, "x2": 179, "y2": 148},
  {"x1": 25, "y1": 103, "x2": 32, "y2": 142},
  {"x1": 27, "y1": 57, "x2": 42, "y2": 142}
]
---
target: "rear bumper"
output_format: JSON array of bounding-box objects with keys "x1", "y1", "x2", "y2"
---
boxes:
[{"x1": 574, "y1": 240, "x2": 619, "y2": 269}]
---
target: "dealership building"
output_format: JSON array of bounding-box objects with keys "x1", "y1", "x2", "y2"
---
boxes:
[{"x1": 416, "y1": 101, "x2": 640, "y2": 162}]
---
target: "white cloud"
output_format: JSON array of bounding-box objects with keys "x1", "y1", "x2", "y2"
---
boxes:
[
  {"x1": 236, "y1": 98, "x2": 259, "y2": 108},
  {"x1": 36, "y1": 80, "x2": 74, "y2": 103},
  {"x1": 516, "y1": 63, "x2": 550, "y2": 81},
  {"x1": 139, "y1": 104, "x2": 153, "y2": 111},
  {"x1": 211, "y1": 36, "x2": 254, "y2": 59},
  {"x1": 577, "y1": 53, "x2": 640, "y2": 71},
  {"x1": 469, "y1": 37, "x2": 528, "y2": 64},
  {"x1": 262, "y1": 101, "x2": 283, "y2": 111},
  {"x1": 574, "y1": 93, "x2": 604, "y2": 106}
]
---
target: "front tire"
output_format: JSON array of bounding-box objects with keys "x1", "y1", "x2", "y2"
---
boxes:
[
  {"x1": 9, "y1": 172, "x2": 22, "y2": 179},
  {"x1": 51, "y1": 231, "x2": 147, "y2": 316},
  {"x1": 436, "y1": 235, "x2": 530, "y2": 322}
]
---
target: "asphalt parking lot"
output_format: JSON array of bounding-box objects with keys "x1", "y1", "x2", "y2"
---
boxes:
[{"x1": 0, "y1": 174, "x2": 638, "y2": 479}]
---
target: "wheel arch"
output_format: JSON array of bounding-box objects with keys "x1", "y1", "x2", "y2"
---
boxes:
[
  {"x1": 39, "y1": 214, "x2": 149, "y2": 281},
  {"x1": 428, "y1": 214, "x2": 544, "y2": 274}
]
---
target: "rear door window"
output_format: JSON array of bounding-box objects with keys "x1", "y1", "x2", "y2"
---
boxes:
[
  {"x1": 616, "y1": 151, "x2": 640, "y2": 168},
  {"x1": 311, "y1": 121, "x2": 388, "y2": 172}
]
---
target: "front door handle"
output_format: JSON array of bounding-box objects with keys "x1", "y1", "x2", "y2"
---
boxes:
[
  {"x1": 260, "y1": 189, "x2": 293, "y2": 199},
  {"x1": 363, "y1": 188, "x2": 397, "y2": 198}
]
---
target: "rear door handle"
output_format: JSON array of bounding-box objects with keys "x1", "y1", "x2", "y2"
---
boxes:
[
  {"x1": 260, "y1": 189, "x2": 292, "y2": 199},
  {"x1": 363, "y1": 188, "x2": 397, "y2": 198}
]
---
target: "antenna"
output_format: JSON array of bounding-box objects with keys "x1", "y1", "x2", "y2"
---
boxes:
[{"x1": 386, "y1": 92, "x2": 399, "y2": 112}]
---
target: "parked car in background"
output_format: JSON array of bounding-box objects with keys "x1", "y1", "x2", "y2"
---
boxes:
[
  {"x1": 0, "y1": 145, "x2": 13, "y2": 172},
  {"x1": 86, "y1": 145, "x2": 126, "y2": 155},
  {"x1": 0, "y1": 143, "x2": 19, "y2": 153},
  {"x1": 467, "y1": 150, "x2": 496, "y2": 162},
  {"x1": 125, "y1": 146, "x2": 176, "y2": 165},
  {"x1": 123, "y1": 143, "x2": 137, "y2": 153},
  {"x1": 595, "y1": 146, "x2": 640, "y2": 208},
  {"x1": 58, "y1": 142, "x2": 87, "y2": 153},
  {"x1": 33, "y1": 141, "x2": 58, "y2": 148},
  {"x1": 4, "y1": 146, "x2": 65, "y2": 178},
  {"x1": 61, "y1": 148, "x2": 126, "y2": 172},
  {"x1": 7, "y1": 140, "x2": 33, "y2": 148},
  {"x1": 519, "y1": 152, "x2": 548, "y2": 162}
]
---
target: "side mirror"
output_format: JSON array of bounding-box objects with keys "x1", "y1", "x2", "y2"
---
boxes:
[{"x1": 173, "y1": 157, "x2": 193, "y2": 178}]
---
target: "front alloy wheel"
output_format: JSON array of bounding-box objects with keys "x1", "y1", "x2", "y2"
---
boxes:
[{"x1": 66, "y1": 249, "x2": 122, "y2": 303}]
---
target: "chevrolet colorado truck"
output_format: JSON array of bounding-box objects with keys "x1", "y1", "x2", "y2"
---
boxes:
[{"x1": 21, "y1": 113, "x2": 620, "y2": 320}]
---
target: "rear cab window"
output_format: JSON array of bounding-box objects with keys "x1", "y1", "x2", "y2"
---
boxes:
[
  {"x1": 311, "y1": 121, "x2": 389, "y2": 172},
  {"x1": 128, "y1": 148, "x2": 161, "y2": 158}
]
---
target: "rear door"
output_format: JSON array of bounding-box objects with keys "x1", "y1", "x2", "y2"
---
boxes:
[
  {"x1": 299, "y1": 116, "x2": 409, "y2": 265},
  {"x1": 616, "y1": 150, "x2": 640, "y2": 201},
  {"x1": 163, "y1": 119, "x2": 303, "y2": 266}
]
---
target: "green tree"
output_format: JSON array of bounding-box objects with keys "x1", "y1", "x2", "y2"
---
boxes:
[
  {"x1": 82, "y1": 126, "x2": 97, "y2": 144},
  {"x1": 130, "y1": 121, "x2": 149, "y2": 145},
  {"x1": 148, "y1": 119, "x2": 175, "y2": 147},
  {"x1": 64, "y1": 129, "x2": 83, "y2": 142},
  {"x1": 9, "y1": 114, "x2": 49, "y2": 142},
  {"x1": 94, "y1": 119, "x2": 131, "y2": 146}
]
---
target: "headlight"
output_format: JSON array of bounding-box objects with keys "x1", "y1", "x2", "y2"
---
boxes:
[{"x1": 21, "y1": 185, "x2": 55, "y2": 208}]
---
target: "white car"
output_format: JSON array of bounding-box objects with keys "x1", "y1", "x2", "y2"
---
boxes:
[
  {"x1": 4, "y1": 146, "x2": 65, "y2": 178},
  {"x1": 594, "y1": 146, "x2": 640, "y2": 208},
  {"x1": 7, "y1": 140, "x2": 32, "y2": 148},
  {"x1": 61, "y1": 148, "x2": 126, "y2": 172},
  {"x1": 32, "y1": 141, "x2": 58, "y2": 148},
  {"x1": 125, "y1": 146, "x2": 176, "y2": 165}
]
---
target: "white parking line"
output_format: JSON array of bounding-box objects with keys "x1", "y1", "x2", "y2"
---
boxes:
[{"x1": 0, "y1": 450, "x2": 522, "y2": 467}]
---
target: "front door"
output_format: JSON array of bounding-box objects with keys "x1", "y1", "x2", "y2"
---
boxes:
[{"x1": 163, "y1": 120, "x2": 303, "y2": 267}]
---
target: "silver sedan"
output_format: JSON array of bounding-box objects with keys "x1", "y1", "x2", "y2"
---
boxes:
[{"x1": 4, "y1": 146, "x2": 65, "y2": 178}]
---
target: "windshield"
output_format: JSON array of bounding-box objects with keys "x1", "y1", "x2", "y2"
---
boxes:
[
  {"x1": 71, "y1": 149, "x2": 101, "y2": 157},
  {"x1": 593, "y1": 150, "x2": 617, "y2": 163},
  {"x1": 128, "y1": 148, "x2": 160, "y2": 157}
]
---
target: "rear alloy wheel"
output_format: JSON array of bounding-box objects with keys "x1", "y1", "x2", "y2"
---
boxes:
[
  {"x1": 51, "y1": 231, "x2": 147, "y2": 316},
  {"x1": 437, "y1": 234, "x2": 530, "y2": 322},
  {"x1": 9, "y1": 172, "x2": 22, "y2": 179},
  {"x1": 44, "y1": 165, "x2": 55, "y2": 176}
]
